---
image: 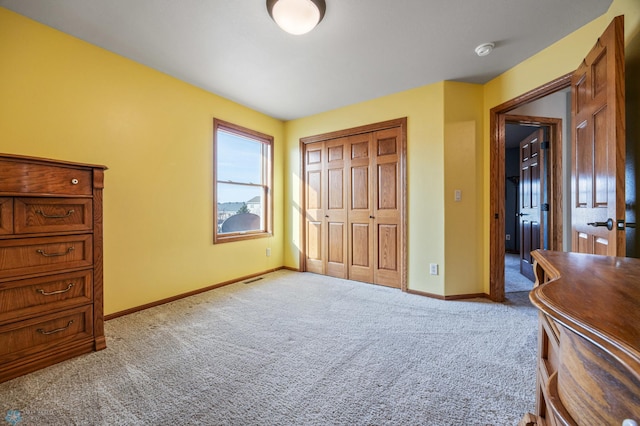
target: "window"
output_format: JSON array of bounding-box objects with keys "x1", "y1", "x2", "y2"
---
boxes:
[{"x1": 213, "y1": 119, "x2": 273, "y2": 243}]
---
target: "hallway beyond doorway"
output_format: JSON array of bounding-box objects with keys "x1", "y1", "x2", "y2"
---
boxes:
[{"x1": 505, "y1": 252, "x2": 534, "y2": 293}]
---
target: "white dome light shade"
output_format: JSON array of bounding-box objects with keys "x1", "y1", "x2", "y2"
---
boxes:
[{"x1": 267, "y1": 0, "x2": 326, "y2": 35}]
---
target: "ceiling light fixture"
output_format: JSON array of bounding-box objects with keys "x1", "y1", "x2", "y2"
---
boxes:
[
  {"x1": 266, "y1": 0, "x2": 326, "y2": 35},
  {"x1": 475, "y1": 42, "x2": 495, "y2": 57}
]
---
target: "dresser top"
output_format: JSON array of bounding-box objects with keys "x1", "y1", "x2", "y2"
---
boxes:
[
  {"x1": 0, "y1": 153, "x2": 107, "y2": 170},
  {"x1": 530, "y1": 250, "x2": 640, "y2": 378}
]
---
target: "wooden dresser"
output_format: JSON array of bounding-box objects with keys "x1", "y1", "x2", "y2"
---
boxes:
[
  {"x1": 0, "y1": 154, "x2": 107, "y2": 383},
  {"x1": 530, "y1": 250, "x2": 640, "y2": 425}
]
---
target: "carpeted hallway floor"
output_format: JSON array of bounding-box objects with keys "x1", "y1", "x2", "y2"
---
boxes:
[
  {"x1": 505, "y1": 252, "x2": 534, "y2": 293},
  {"x1": 0, "y1": 271, "x2": 537, "y2": 425}
]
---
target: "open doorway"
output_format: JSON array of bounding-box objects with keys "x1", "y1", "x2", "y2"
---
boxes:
[
  {"x1": 504, "y1": 117, "x2": 562, "y2": 293},
  {"x1": 490, "y1": 74, "x2": 571, "y2": 302}
]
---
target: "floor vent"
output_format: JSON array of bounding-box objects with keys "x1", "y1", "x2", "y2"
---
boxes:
[{"x1": 243, "y1": 277, "x2": 263, "y2": 284}]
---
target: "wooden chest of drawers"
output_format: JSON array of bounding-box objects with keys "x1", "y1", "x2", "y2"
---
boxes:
[
  {"x1": 0, "y1": 154, "x2": 106, "y2": 383},
  {"x1": 530, "y1": 250, "x2": 640, "y2": 426}
]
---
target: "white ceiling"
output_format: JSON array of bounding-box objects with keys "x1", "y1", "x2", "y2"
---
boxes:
[{"x1": 0, "y1": 0, "x2": 612, "y2": 121}]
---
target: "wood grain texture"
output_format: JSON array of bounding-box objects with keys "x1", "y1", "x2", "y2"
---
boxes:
[
  {"x1": 0, "y1": 198, "x2": 12, "y2": 235},
  {"x1": 0, "y1": 154, "x2": 106, "y2": 382},
  {"x1": 0, "y1": 305, "x2": 92, "y2": 364},
  {"x1": 490, "y1": 74, "x2": 571, "y2": 302},
  {"x1": 0, "y1": 235, "x2": 93, "y2": 280},
  {"x1": 507, "y1": 115, "x2": 564, "y2": 253},
  {"x1": 212, "y1": 119, "x2": 274, "y2": 245},
  {"x1": 0, "y1": 270, "x2": 92, "y2": 324},
  {"x1": 519, "y1": 129, "x2": 544, "y2": 281},
  {"x1": 92, "y1": 168, "x2": 106, "y2": 350},
  {"x1": 300, "y1": 119, "x2": 407, "y2": 290},
  {"x1": 325, "y1": 137, "x2": 347, "y2": 279},
  {"x1": 530, "y1": 249, "x2": 640, "y2": 425},
  {"x1": 304, "y1": 142, "x2": 324, "y2": 275},
  {"x1": 570, "y1": 16, "x2": 626, "y2": 256},
  {"x1": 0, "y1": 159, "x2": 93, "y2": 196},
  {"x1": 14, "y1": 198, "x2": 92, "y2": 234}
]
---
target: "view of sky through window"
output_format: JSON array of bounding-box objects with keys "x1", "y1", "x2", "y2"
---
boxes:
[
  {"x1": 217, "y1": 130, "x2": 263, "y2": 203},
  {"x1": 214, "y1": 120, "x2": 271, "y2": 240}
]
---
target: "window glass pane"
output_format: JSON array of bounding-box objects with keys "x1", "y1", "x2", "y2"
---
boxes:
[
  {"x1": 217, "y1": 183, "x2": 263, "y2": 234},
  {"x1": 217, "y1": 130, "x2": 262, "y2": 183}
]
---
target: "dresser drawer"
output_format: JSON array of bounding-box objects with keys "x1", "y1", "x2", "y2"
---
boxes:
[
  {"x1": 0, "y1": 305, "x2": 93, "y2": 364},
  {"x1": 0, "y1": 198, "x2": 11, "y2": 235},
  {"x1": 0, "y1": 160, "x2": 92, "y2": 196},
  {"x1": 14, "y1": 198, "x2": 92, "y2": 234},
  {"x1": 0, "y1": 235, "x2": 93, "y2": 279},
  {"x1": 557, "y1": 329, "x2": 640, "y2": 425},
  {"x1": 0, "y1": 270, "x2": 92, "y2": 324}
]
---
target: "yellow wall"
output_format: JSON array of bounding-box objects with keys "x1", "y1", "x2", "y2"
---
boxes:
[
  {"x1": 2, "y1": 0, "x2": 638, "y2": 308},
  {"x1": 481, "y1": 0, "x2": 640, "y2": 293},
  {"x1": 285, "y1": 0, "x2": 640, "y2": 297},
  {"x1": 443, "y1": 82, "x2": 484, "y2": 296},
  {"x1": 0, "y1": 8, "x2": 285, "y2": 315},
  {"x1": 284, "y1": 83, "x2": 448, "y2": 294},
  {"x1": 284, "y1": 82, "x2": 485, "y2": 296}
]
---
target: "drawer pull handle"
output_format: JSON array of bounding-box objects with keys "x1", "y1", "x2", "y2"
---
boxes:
[
  {"x1": 37, "y1": 320, "x2": 74, "y2": 335},
  {"x1": 36, "y1": 283, "x2": 74, "y2": 296},
  {"x1": 36, "y1": 247, "x2": 75, "y2": 257},
  {"x1": 35, "y1": 209, "x2": 75, "y2": 219}
]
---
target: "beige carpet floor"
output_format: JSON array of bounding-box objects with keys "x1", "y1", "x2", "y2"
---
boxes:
[
  {"x1": 0, "y1": 270, "x2": 537, "y2": 425},
  {"x1": 505, "y1": 253, "x2": 535, "y2": 293}
]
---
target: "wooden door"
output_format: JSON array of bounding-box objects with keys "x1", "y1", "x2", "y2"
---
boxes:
[
  {"x1": 372, "y1": 127, "x2": 402, "y2": 287},
  {"x1": 519, "y1": 129, "x2": 544, "y2": 280},
  {"x1": 302, "y1": 118, "x2": 406, "y2": 289},
  {"x1": 571, "y1": 16, "x2": 625, "y2": 256},
  {"x1": 325, "y1": 138, "x2": 348, "y2": 278},
  {"x1": 347, "y1": 133, "x2": 375, "y2": 283},
  {"x1": 304, "y1": 142, "x2": 325, "y2": 274},
  {"x1": 347, "y1": 128, "x2": 402, "y2": 288}
]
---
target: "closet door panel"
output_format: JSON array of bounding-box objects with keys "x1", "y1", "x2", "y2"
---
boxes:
[
  {"x1": 347, "y1": 133, "x2": 374, "y2": 283},
  {"x1": 373, "y1": 128, "x2": 402, "y2": 288},
  {"x1": 304, "y1": 142, "x2": 325, "y2": 274},
  {"x1": 302, "y1": 119, "x2": 406, "y2": 290},
  {"x1": 349, "y1": 223, "x2": 373, "y2": 283},
  {"x1": 325, "y1": 139, "x2": 347, "y2": 278},
  {"x1": 377, "y1": 163, "x2": 398, "y2": 210},
  {"x1": 351, "y1": 167, "x2": 370, "y2": 210}
]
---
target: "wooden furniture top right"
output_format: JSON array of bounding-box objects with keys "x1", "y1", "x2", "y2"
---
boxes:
[{"x1": 530, "y1": 250, "x2": 640, "y2": 425}]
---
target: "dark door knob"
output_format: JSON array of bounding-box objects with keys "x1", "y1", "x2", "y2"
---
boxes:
[
  {"x1": 587, "y1": 218, "x2": 614, "y2": 231},
  {"x1": 517, "y1": 212, "x2": 528, "y2": 217}
]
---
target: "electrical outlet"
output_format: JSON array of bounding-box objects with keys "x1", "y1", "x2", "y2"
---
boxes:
[
  {"x1": 266, "y1": 248, "x2": 271, "y2": 257},
  {"x1": 429, "y1": 263, "x2": 438, "y2": 275},
  {"x1": 454, "y1": 189, "x2": 462, "y2": 202},
  {"x1": 506, "y1": 234, "x2": 511, "y2": 241}
]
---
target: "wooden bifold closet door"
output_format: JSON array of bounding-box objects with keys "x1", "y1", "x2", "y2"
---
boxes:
[{"x1": 303, "y1": 119, "x2": 406, "y2": 289}]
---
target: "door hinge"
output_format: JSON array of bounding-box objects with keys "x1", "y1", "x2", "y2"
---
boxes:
[
  {"x1": 541, "y1": 203, "x2": 550, "y2": 212},
  {"x1": 541, "y1": 141, "x2": 550, "y2": 150},
  {"x1": 494, "y1": 213, "x2": 499, "y2": 219}
]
